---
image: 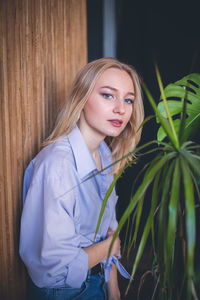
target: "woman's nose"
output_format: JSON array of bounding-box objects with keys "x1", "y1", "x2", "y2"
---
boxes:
[{"x1": 113, "y1": 99, "x2": 125, "y2": 114}]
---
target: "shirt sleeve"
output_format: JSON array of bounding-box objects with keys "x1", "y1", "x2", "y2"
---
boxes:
[
  {"x1": 19, "y1": 158, "x2": 89, "y2": 289},
  {"x1": 109, "y1": 188, "x2": 118, "y2": 231},
  {"x1": 109, "y1": 208, "x2": 118, "y2": 231}
]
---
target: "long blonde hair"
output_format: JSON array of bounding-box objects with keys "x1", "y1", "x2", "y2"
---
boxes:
[{"x1": 44, "y1": 57, "x2": 144, "y2": 176}]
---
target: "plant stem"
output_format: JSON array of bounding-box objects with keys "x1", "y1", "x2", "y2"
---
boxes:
[{"x1": 155, "y1": 64, "x2": 179, "y2": 148}]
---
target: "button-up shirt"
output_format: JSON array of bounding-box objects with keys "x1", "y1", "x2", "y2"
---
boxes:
[{"x1": 19, "y1": 125, "x2": 119, "y2": 288}]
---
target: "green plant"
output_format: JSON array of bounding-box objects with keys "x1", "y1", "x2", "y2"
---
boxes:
[
  {"x1": 157, "y1": 73, "x2": 200, "y2": 143},
  {"x1": 95, "y1": 68, "x2": 200, "y2": 300}
]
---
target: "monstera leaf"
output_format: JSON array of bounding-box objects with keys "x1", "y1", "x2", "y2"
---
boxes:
[{"x1": 157, "y1": 73, "x2": 200, "y2": 142}]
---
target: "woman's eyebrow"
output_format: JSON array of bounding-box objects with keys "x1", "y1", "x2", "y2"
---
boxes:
[{"x1": 100, "y1": 85, "x2": 135, "y2": 96}]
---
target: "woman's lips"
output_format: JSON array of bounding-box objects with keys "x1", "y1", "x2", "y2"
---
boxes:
[{"x1": 108, "y1": 119, "x2": 123, "y2": 127}]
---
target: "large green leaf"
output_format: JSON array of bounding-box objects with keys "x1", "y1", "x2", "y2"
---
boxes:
[
  {"x1": 143, "y1": 82, "x2": 179, "y2": 150},
  {"x1": 157, "y1": 73, "x2": 200, "y2": 142}
]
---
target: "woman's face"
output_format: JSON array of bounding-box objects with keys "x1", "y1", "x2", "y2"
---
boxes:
[{"x1": 78, "y1": 68, "x2": 135, "y2": 143}]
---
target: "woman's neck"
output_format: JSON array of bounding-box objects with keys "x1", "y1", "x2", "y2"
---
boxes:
[
  {"x1": 83, "y1": 133, "x2": 103, "y2": 170},
  {"x1": 77, "y1": 123, "x2": 104, "y2": 170}
]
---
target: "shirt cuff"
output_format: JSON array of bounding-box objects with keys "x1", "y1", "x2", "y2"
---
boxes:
[
  {"x1": 65, "y1": 249, "x2": 88, "y2": 288},
  {"x1": 101, "y1": 255, "x2": 131, "y2": 282}
]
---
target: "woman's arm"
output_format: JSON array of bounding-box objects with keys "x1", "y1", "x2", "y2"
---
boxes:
[
  {"x1": 106, "y1": 227, "x2": 121, "y2": 299},
  {"x1": 83, "y1": 234, "x2": 120, "y2": 269},
  {"x1": 84, "y1": 227, "x2": 121, "y2": 299},
  {"x1": 107, "y1": 264, "x2": 121, "y2": 300}
]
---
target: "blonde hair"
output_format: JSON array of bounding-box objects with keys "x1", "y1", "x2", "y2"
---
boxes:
[{"x1": 44, "y1": 57, "x2": 144, "y2": 176}]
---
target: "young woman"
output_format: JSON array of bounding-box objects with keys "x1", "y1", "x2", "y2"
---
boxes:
[{"x1": 19, "y1": 57, "x2": 144, "y2": 300}]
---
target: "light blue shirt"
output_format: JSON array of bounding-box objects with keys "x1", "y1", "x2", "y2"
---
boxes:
[{"x1": 19, "y1": 126, "x2": 121, "y2": 288}]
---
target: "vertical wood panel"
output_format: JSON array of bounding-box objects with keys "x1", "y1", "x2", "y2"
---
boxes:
[{"x1": 0, "y1": 1, "x2": 87, "y2": 299}]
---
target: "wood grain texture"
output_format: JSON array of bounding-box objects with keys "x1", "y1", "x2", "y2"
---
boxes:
[{"x1": 0, "y1": 1, "x2": 87, "y2": 299}]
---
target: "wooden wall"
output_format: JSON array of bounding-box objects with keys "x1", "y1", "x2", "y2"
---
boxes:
[{"x1": 0, "y1": 1, "x2": 87, "y2": 299}]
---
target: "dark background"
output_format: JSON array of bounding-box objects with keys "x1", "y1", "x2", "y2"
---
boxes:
[{"x1": 87, "y1": 1, "x2": 200, "y2": 298}]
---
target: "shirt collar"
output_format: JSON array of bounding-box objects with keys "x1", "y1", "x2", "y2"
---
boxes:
[
  {"x1": 68, "y1": 126, "x2": 112, "y2": 179},
  {"x1": 68, "y1": 126, "x2": 97, "y2": 179}
]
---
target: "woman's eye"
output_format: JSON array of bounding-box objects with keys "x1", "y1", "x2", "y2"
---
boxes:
[
  {"x1": 124, "y1": 98, "x2": 133, "y2": 104},
  {"x1": 102, "y1": 93, "x2": 113, "y2": 99}
]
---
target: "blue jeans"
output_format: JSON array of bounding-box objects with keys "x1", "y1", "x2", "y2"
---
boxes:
[{"x1": 27, "y1": 272, "x2": 107, "y2": 300}]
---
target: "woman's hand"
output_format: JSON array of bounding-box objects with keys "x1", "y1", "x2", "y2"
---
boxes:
[{"x1": 106, "y1": 227, "x2": 121, "y2": 257}]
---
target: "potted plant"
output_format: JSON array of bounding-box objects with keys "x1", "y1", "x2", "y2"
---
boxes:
[{"x1": 96, "y1": 68, "x2": 200, "y2": 300}]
